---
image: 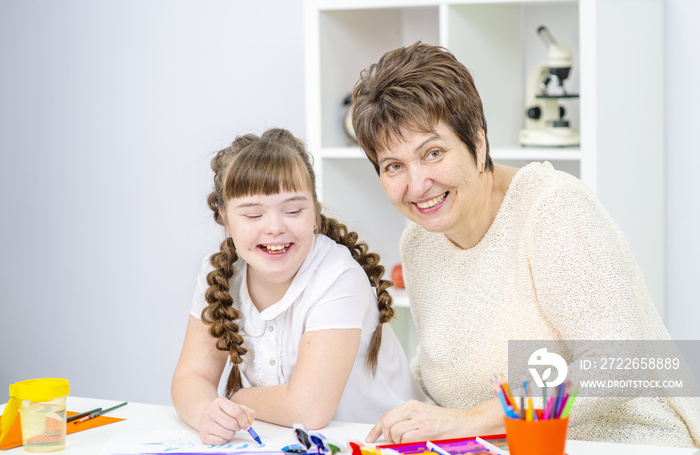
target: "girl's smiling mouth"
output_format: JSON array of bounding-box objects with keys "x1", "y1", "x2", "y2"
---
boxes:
[{"x1": 258, "y1": 243, "x2": 292, "y2": 254}]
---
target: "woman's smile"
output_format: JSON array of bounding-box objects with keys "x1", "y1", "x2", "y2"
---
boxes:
[{"x1": 414, "y1": 191, "x2": 449, "y2": 213}]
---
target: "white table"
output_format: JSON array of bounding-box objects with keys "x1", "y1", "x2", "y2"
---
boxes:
[{"x1": 1, "y1": 397, "x2": 698, "y2": 455}]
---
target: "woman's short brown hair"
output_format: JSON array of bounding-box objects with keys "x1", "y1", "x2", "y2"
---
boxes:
[{"x1": 351, "y1": 41, "x2": 492, "y2": 174}]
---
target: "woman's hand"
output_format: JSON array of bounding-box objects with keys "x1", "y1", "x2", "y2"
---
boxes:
[
  {"x1": 366, "y1": 399, "x2": 504, "y2": 444},
  {"x1": 366, "y1": 400, "x2": 462, "y2": 444},
  {"x1": 198, "y1": 397, "x2": 256, "y2": 445}
]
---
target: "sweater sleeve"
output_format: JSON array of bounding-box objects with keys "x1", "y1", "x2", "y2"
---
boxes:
[
  {"x1": 529, "y1": 179, "x2": 651, "y2": 425},
  {"x1": 530, "y1": 181, "x2": 647, "y2": 340}
]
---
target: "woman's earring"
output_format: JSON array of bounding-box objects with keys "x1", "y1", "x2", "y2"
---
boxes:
[
  {"x1": 313, "y1": 226, "x2": 317, "y2": 234},
  {"x1": 480, "y1": 162, "x2": 485, "y2": 174}
]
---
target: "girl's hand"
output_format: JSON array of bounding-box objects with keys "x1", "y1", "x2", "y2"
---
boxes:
[{"x1": 199, "y1": 397, "x2": 256, "y2": 445}]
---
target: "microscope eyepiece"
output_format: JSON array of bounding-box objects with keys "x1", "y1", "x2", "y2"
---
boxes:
[{"x1": 537, "y1": 25, "x2": 557, "y2": 46}]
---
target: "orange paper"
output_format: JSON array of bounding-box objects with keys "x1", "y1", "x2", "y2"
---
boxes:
[{"x1": 0, "y1": 410, "x2": 124, "y2": 450}]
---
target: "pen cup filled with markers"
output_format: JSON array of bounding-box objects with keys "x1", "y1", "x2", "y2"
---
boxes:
[
  {"x1": 504, "y1": 409, "x2": 568, "y2": 455},
  {"x1": 491, "y1": 377, "x2": 577, "y2": 455},
  {"x1": 2, "y1": 378, "x2": 70, "y2": 453}
]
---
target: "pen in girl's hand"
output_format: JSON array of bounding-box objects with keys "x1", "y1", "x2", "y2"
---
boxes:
[
  {"x1": 247, "y1": 424, "x2": 262, "y2": 445},
  {"x1": 244, "y1": 413, "x2": 262, "y2": 445},
  {"x1": 226, "y1": 397, "x2": 261, "y2": 445}
]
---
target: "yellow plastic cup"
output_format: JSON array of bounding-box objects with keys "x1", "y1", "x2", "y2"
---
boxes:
[{"x1": 0, "y1": 378, "x2": 70, "y2": 453}]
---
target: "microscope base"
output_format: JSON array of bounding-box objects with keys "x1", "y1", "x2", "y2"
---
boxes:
[{"x1": 519, "y1": 127, "x2": 580, "y2": 147}]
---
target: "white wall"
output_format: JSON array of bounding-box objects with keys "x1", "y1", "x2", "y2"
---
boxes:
[
  {"x1": 665, "y1": 0, "x2": 700, "y2": 339},
  {"x1": 1, "y1": 0, "x2": 698, "y2": 407},
  {"x1": 0, "y1": 0, "x2": 304, "y2": 405}
]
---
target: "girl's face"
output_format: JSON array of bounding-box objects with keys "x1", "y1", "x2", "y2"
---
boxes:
[{"x1": 224, "y1": 188, "x2": 317, "y2": 292}]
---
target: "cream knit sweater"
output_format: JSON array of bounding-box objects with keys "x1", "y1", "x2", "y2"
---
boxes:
[{"x1": 400, "y1": 162, "x2": 700, "y2": 448}]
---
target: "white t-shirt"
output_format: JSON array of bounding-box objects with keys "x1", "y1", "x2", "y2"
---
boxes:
[{"x1": 190, "y1": 234, "x2": 425, "y2": 423}]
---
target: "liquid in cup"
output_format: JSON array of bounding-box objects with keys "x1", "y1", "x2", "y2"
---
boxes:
[{"x1": 0, "y1": 378, "x2": 70, "y2": 453}]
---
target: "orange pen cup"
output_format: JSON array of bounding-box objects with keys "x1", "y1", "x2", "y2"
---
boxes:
[{"x1": 504, "y1": 410, "x2": 569, "y2": 455}]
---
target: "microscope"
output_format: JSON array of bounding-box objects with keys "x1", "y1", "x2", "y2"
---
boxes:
[{"x1": 519, "y1": 26, "x2": 580, "y2": 147}]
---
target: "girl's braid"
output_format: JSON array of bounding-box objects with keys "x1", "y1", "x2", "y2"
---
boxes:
[
  {"x1": 318, "y1": 214, "x2": 394, "y2": 374},
  {"x1": 201, "y1": 142, "x2": 251, "y2": 396}
]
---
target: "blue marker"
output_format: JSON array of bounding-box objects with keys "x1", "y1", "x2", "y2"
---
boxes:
[
  {"x1": 282, "y1": 443, "x2": 306, "y2": 453},
  {"x1": 246, "y1": 421, "x2": 262, "y2": 445},
  {"x1": 226, "y1": 397, "x2": 261, "y2": 445},
  {"x1": 505, "y1": 405, "x2": 520, "y2": 420},
  {"x1": 495, "y1": 388, "x2": 509, "y2": 415}
]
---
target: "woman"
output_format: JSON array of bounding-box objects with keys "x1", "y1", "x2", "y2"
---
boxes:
[
  {"x1": 351, "y1": 42, "x2": 700, "y2": 447},
  {"x1": 171, "y1": 129, "x2": 423, "y2": 445}
]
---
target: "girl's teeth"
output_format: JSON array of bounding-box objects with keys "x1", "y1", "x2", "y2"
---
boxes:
[
  {"x1": 417, "y1": 193, "x2": 446, "y2": 209},
  {"x1": 263, "y1": 244, "x2": 290, "y2": 252}
]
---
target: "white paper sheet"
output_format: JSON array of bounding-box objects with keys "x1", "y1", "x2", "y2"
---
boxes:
[{"x1": 100, "y1": 430, "x2": 290, "y2": 454}]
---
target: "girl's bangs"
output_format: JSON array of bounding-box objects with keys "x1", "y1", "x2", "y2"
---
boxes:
[{"x1": 223, "y1": 147, "x2": 311, "y2": 200}]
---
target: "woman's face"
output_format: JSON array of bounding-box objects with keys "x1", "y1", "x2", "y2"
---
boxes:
[
  {"x1": 376, "y1": 121, "x2": 485, "y2": 243},
  {"x1": 223, "y1": 189, "x2": 317, "y2": 290}
]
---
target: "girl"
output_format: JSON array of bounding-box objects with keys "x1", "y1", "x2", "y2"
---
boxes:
[{"x1": 171, "y1": 128, "x2": 424, "y2": 445}]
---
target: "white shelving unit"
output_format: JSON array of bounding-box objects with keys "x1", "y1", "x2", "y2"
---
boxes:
[{"x1": 304, "y1": 0, "x2": 664, "y2": 357}]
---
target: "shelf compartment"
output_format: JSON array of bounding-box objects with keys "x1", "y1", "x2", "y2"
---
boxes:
[
  {"x1": 446, "y1": 2, "x2": 579, "y2": 148},
  {"x1": 318, "y1": 6, "x2": 439, "y2": 149}
]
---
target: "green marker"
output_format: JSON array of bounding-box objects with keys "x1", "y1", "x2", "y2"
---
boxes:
[{"x1": 560, "y1": 387, "x2": 578, "y2": 418}]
